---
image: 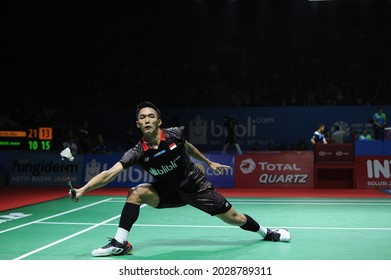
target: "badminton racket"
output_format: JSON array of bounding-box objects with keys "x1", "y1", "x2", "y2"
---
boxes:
[{"x1": 60, "y1": 147, "x2": 76, "y2": 199}]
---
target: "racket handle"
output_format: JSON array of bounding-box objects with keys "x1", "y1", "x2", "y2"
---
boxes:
[
  {"x1": 67, "y1": 178, "x2": 76, "y2": 199},
  {"x1": 70, "y1": 188, "x2": 76, "y2": 198}
]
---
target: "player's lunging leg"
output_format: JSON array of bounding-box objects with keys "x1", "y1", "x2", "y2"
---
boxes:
[
  {"x1": 91, "y1": 184, "x2": 158, "y2": 257},
  {"x1": 216, "y1": 207, "x2": 291, "y2": 242}
]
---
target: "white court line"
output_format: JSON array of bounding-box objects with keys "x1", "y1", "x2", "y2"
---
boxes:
[
  {"x1": 36, "y1": 221, "x2": 391, "y2": 231},
  {"x1": 13, "y1": 214, "x2": 121, "y2": 260},
  {"x1": 229, "y1": 199, "x2": 391, "y2": 202},
  {"x1": 0, "y1": 198, "x2": 113, "y2": 234},
  {"x1": 108, "y1": 198, "x2": 391, "y2": 202},
  {"x1": 13, "y1": 204, "x2": 147, "y2": 260},
  {"x1": 105, "y1": 199, "x2": 391, "y2": 205},
  {"x1": 285, "y1": 226, "x2": 391, "y2": 231},
  {"x1": 230, "y1": 202, "x2": 391, "y2": 206}
]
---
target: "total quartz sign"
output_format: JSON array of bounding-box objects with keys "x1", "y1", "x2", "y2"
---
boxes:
[{"x1": 234, "y1": 151, "x2": 314, "y2": 188}]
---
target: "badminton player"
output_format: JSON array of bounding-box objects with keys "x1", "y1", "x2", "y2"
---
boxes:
[
  {"x1": 69, "y1": 101, "x2": 290, "y2": 257},
  {"x1": 310, "y1": 124, "x2": 328, "y2": 145}
]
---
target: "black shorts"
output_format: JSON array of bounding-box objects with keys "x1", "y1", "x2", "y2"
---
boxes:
[{"x1": 152, "y1": 181, "x2": 232, "y2": 216}]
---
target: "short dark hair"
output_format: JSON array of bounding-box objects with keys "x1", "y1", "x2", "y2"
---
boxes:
[{"x1": 136, "y1": 101, "x2": 161, "y2": 119}]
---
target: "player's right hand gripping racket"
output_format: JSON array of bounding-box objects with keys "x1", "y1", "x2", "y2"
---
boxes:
[{"x1": 60, "y1": 147, "x2": 77, "y2": 199}]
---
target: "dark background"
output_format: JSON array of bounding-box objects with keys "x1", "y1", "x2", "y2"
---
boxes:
[{"x1": 2, "y1": 0, "x2": 391, "y2": 141}]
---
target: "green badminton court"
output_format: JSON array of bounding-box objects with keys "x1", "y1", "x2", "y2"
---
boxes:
[{"x1": 1, "y1": 195, "x2": 391, "y2": 260}]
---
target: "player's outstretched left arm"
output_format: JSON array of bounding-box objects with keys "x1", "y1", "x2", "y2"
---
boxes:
[
  {"x1": 184, "y1": 140, "x2": 231, "y2": 174},
  {"x1": 69, "y1": 162, "x2": 124, "y2": 202}
]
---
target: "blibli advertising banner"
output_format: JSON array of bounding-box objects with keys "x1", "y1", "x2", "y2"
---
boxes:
[
  {"x1": 69, "y1": 106, "x2": 389, "y2": 153},
  {"x1": 82, "y1": 153, "x2": 234, "y2": 188},
  {"x1": 162, "y1": 106, "x2": 389, "y2": 152},
  {"x1": 234, "y1": 151, "x2": 314, "y2": 188},
  {"x1": 191, "y1": 154, "x2": 234, "y2": 188},
  {"x1": 81, "y1": 153, "x2": 154, "y2": 187}
]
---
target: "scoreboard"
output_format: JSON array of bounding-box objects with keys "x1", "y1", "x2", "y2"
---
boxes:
[{"x1": 0, "y1": 127, "x2": 53, "y2": 151}]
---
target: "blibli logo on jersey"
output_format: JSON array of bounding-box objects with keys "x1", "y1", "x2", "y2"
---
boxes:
[{"x1": 149, "y1": 160, "x2": 178, "y2": 176}]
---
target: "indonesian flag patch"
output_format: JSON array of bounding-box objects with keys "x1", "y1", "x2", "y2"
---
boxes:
[{"x1": 169, "y1": 143, "x2": 177, "y2": 150}]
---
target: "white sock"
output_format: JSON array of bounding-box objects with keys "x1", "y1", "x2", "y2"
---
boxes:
[
  {"x1": 257, "y1": 226, "x2": 268, "y2": 238},
  {"x1": 114, "y1": 227, "x2": 129, "y2": 243}
]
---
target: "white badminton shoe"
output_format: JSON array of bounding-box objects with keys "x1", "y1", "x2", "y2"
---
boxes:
[
  {"x1": 91, "y1": 238, "x2": 133, "y2": 257},
  {"x1": 264, "y1": 228, "x2": 291, "y2": 242}
]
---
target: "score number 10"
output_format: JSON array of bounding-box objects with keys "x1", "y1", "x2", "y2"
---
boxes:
[{"x1": 27, "y1": 140, "x2": 51, "y2": 151}]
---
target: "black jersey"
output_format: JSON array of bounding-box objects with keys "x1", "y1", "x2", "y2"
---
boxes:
[
  {"x1": 312, "y1": 131, "x2": 326, "y2": 144},
  {"x1": 119, "y1": 127, "x2": 205, "y2": 191}
]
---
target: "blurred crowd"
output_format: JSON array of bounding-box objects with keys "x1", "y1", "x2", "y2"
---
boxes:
[{"x1": 2, "y1": 1, "x2": 390, "y2": 150}]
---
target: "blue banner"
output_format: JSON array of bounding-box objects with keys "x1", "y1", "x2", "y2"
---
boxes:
[
  {"x1": 355, "y1": 140, "x2": 391, "y2": 156},
  {"x1": 4, "y1": 151, "x2": 82, "y2": 187},
  {"x1": 68, "y1": 105, "x2": 390, "y2": 152},
  {"x1": 191, "y1": 154, "x2": 234, "y2": 188},
  {"x1": 81, "y1": 153, "x2": 154, "y2": 187},
  {"x1": 1, "y1": 152, "x2": 234, "y2": 188},
  {"x1": 165, "y1": 106, "x2": 389, "y2": 151}
]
